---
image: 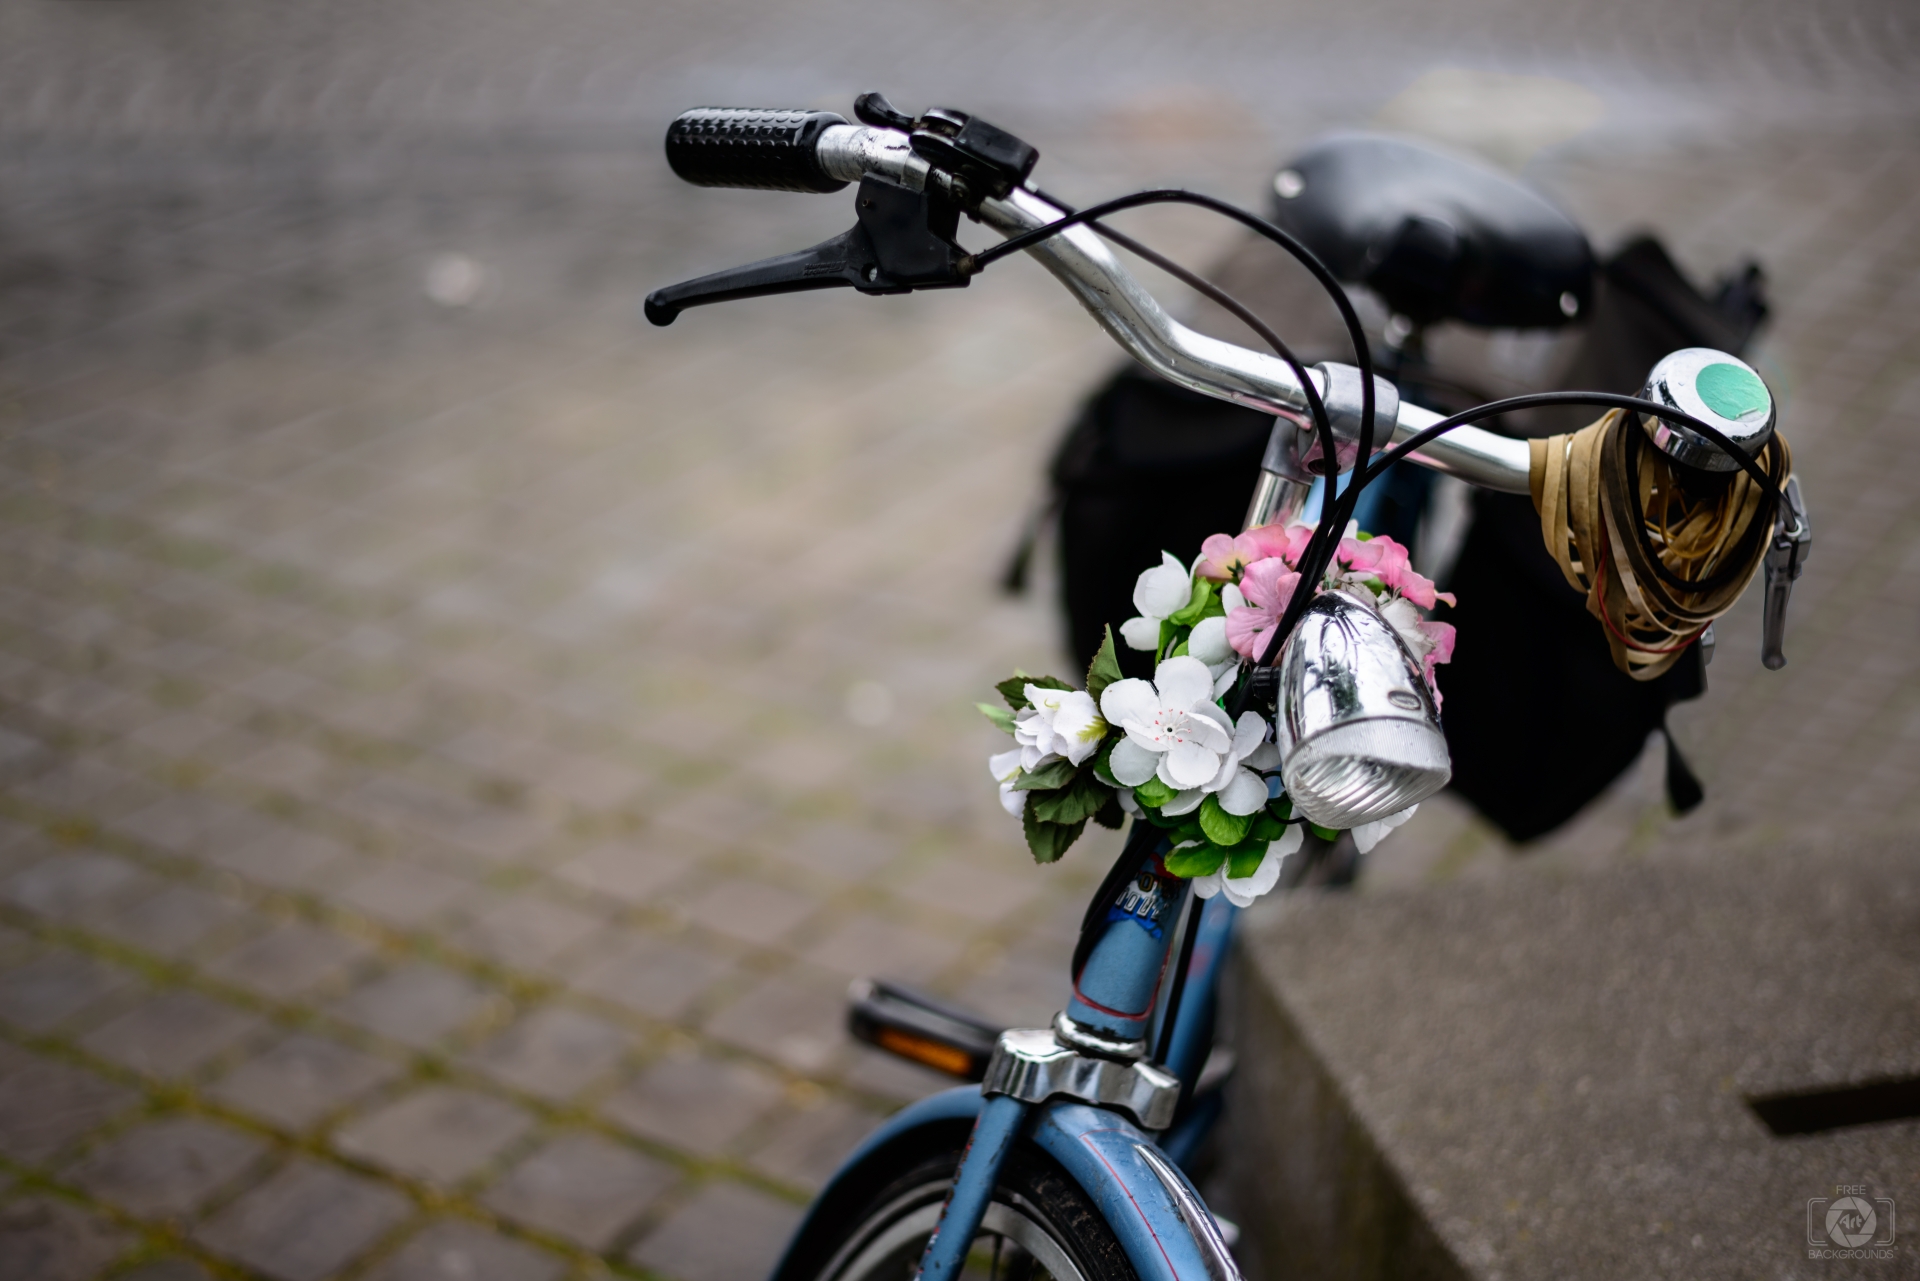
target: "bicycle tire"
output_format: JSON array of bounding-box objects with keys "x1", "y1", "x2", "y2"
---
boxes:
[{"x1": 803, "y1": 1145, "x2": 1137, "y2": 1281}]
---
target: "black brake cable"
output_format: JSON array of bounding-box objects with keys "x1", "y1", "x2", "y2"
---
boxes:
[
  {"x1": 1361, "y1": 390, "x2": 1785, "y2": 504},
  {"x1": 1014, "y1": 189, "x2": 1342, "y2": 531},
  {"x1": 973, "y1": 188, "x2": 1785, "y2": 712},
  {"x1": 972, "y1": 187, "x2": 1379, "y2": 679}
]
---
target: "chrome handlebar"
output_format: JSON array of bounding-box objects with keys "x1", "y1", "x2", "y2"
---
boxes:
[{"x1": 819, "y1": 123, "x2": 1534, "y2": 496}]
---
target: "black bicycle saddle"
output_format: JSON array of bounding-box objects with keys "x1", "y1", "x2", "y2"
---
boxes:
[{"x1": 1271, "y1": 133, "x2": 1594, "y2": 330}]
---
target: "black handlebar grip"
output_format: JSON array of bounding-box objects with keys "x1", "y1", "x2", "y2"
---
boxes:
[{"x1": 664, "y1": 108, "x2": 851, "y2": 194}]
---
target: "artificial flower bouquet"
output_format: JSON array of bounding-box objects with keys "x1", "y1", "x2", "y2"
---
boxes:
[{"x1": 984, "y1": 520, "x2": 1457, "y2": 906}]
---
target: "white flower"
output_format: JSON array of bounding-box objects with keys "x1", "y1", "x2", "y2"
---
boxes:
[
  {"x1": 1193, "y1": 825, "x2": 1303, "y2": 906},
  {"x1": 988, "y1": 748, "x2": 1027, "y2": 818},
  {"x1": 1100, "y1": 656, "x2": 1235, "y2": 790},
  {"x1": 1158, "y1": 710, "x2": 1277, "y2": 817},
  {"x1": 1013, "y1": 685, "x2": 1106, "y2": 768},
  {"x1": 1376, "y1": 596, "x2": 1441, "y2": 667},
  {"x1": 1119, "y1": 552, "x2": 1194, "y2": 652},
  {"x1": 1350, "y1": 803, "x2": 1417, "y2": 853},
  {"x1": 1186, "y1": 612, "x2": 1241, "y2": 700}
]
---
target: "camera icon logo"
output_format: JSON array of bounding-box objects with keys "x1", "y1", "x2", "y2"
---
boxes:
[{"x1": 1808, "y1": 1194, "x2": 1895, "y2": 1251}]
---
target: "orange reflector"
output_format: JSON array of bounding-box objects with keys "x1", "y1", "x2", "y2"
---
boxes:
[{"x1": 875, "y1": 1027, "x2": 973, "y2": 1078}]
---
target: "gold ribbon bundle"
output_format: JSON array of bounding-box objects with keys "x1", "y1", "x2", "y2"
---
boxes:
[{"x1": 1529, "y1": 409, "x2": 1789, "y2": 680}]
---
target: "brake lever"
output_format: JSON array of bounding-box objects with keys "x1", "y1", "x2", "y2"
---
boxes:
[
  {"x1": 1761, "y1": 474, "x2": 1810, "y2": 669},
  {"x1": 645, "y1": 174, "x2": 972, "y2": 326}
]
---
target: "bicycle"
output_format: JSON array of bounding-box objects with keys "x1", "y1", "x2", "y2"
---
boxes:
[{"x1": 646, "y1": 94, "x2": 1810, "y2": 1281}]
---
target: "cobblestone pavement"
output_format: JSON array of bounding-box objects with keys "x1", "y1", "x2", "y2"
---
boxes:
[{"x1": 1, "y1": 2, "x2": 1917, "y2": 1278}]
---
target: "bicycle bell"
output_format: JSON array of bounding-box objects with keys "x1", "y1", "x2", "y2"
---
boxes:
[
  {"x1": 1274, "y1": 591, "x2": 1452, "y2": 829},
  {"x1": 1638, "y1": 347, "x2": 1775, "y2": 472}
]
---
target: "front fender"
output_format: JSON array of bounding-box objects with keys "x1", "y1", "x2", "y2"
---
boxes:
[
  {"x1": 1030, "y1": 1103, "x2": 1240, "y2": 1281},
  {"x1": 769, "y1": 1086, "x2": 983, "y2": 1281},
  {"x1": 767, "y1": 1089, "x2": 1238, "y2": 1281}
]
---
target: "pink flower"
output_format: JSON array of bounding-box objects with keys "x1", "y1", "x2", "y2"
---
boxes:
[
  {"x1": 1194, "y1": 523, "x2": 1303, "y2": 582},
  {"x1": 1224, "y1": 557, "x2": 1302, "y2": 659},
  {"x1": 1336, "y1": 534, "x2": 1455, "y2": 609},
  {"x1": 1416, "y1": 619, "x2": 1456, "y2": 709}
]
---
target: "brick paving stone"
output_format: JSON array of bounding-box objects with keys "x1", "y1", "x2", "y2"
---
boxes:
[
  {"x1": 449, "y1": 893, "x2": 606, "y2": 972},
  {"x1": 361, "y1": 1219, "x2": 563, "y2": 1281},
  {"x1": 334, "y1": 1085, "x2": 533, "y2": 1186},
  {"x1": 746, "y1": 1096, "x2": 883, "y2": 1192},
  {"x1": 758, "y1": 820, "x2": 900, "y2": 882},
  {"x1": 200, "y1": 823, "x2": 359, "y2": 894},
  {"x1": 467, "y1": 1005, "x2": 629, "y2": 1101},
  {"x1": 0, "y1": 947, "x2": 136, "y2": 1034},
  {"x1": 894, "y1": 857, "x2": 1044, "y2": 925},
  {"x1": 704, "y1": 973, "x2": 849, "y2": 1076},
  {"x1": 78, "y1": 989, "x2": 263, "y2": 1079},
  {"x1": 629, "y1": 1181, "x2": 805, "y2": 1281},
  {"x1": 481, "y1": 1132, "x2": 676, "y2": 1250},
  {"x1": 839, "y1": 1045, "x2": 960, "y2": 1105},
  {"x1": 673, "y1": 878, "x2": 822, "y2": 947},
  {"x1": 111, "y1": 794, "x2": 270, "y2": 860},
  {"x1": 200, "y1": 919, "x2": 373, "y2": 1000},
  {"x1": 196, "y1": 1155, "x2": 411, "y2": 1281},
  {"x1": 93, "y1": 881, "x2": 251, "y2": 959},
  {"x1": 220, "y1": 738, "x2": 331, "y2": 793},
  {"x1": 0, "y1": 1041, "x2": 139, "y2": 1165},
  {"x1": 329, "y1": 963, "x2": 491, "y2": 1049},
  {"x1": 602, "y1": 1050, "x2": 785, "y2": 1156},
  {"x1": 800, "y1": 913, "x2": 969, "y2": 987},
  {"x1": 207, "y1": 1032, "x2": 403, "y2": 1131},
  {"x1": 116, "y1": 1258, "x2": 216, "y2": 1281},
  {"x1": 552, "y1": 841, "x2": 694, "y2": 905},
  {"x1": 954, "y1": 948, "x2": 1069, "y2": 1031},
  {"x1": 563, "y1": 931, "x2": 731, "y2": 1022},
  {"x1": 0, "y1": 1194, "x2": 132, "y2": 1281},
  {"x1": 331, "y1": 861, "x2": 480, "y2": 929},
  {"x1": 63, "y1": 1114, "x2": 269, "y2": 1219},
  {"x1": 0, "y1": 849, "x2": 159, "y2": 926}
]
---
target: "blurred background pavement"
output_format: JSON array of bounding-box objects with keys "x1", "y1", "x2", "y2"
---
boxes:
[{"x1": 0, "y1": 1, "x2": 1916, "y2": 1278}]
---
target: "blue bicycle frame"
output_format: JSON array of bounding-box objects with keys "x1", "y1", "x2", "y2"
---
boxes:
[{"x1": 769, "y1": 822, "x2": 1244, "y2": 1281}]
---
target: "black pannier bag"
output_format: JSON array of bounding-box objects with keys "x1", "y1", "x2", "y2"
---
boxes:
[
  {"x1": 1009, "y1": 369, "x2": 1274, "y2": 683},
  {"x1": 1440, "y1": 233, "x2": 1766, "y2": 839},
  {"x1": 1016, "y1": 231, "x2": 1766, "y2": 843}
]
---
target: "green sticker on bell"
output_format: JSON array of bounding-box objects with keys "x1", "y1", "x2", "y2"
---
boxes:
[{"x1": 1696, "y1": 362, "x2": 1770, "y2": 421}]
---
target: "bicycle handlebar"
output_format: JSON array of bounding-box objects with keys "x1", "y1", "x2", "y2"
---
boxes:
[{"x1": 655, "y1": 108, "x2": 1540, "y2": 495}]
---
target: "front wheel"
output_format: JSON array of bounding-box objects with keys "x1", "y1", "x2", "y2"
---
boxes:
[{"x1": 807, "y1": 1146, "x2": 1137, "y2": 1281}]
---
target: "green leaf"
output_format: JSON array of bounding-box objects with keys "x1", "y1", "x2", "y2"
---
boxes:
[
  {"x1": 1032, "y1": 773, "x2": 1112, "y2": 825},
  {"x1": 1198, "y1": 795, "x2": 1253, "y2": 847},
  {"x1": 1226, "y1": 842, "x2": 1269, "y2": 879},
  {"x1": 1090, "y1": 739, "x2": 1120, "y2": 789},
  {"x1": 1085, "y1": 627, "x2": 1123, "y2": 702},
  {"x1": 1022, "y1": 803, "x2": 1086, "y2": 864},
  {"x1": 1309, "y1": 822, "x2": 1340, "y2": 842},
  {"x1": 977, "y1": 702, "x2": 1017, "y2": 734},
  {"x1": 1168, "y1": 578, "x2": 1215, "y2": 627},
  {"x1": 1164, "y1": 845, "x2": 1227, "y2": 878},
  {"x1": 1250, "y1": 811, "x2": 1287, "y2": 842},
  {"x1": 1013, "y1": 758, "x2": 1078, "y2": 791},
  {"x1": 1092, "y1": 794, "x2": 1125, "y2": 830},
  {"x1": 1133, "y1": 774, "x2": 1178, "y2": 809}
]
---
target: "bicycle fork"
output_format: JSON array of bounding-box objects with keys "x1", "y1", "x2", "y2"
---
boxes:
[{"x1": 912, "y1": 1094, "x2": 1031, "y2": 1281}]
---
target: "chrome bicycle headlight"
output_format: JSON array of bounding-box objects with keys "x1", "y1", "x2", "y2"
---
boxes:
[{"x1": 1275, "y1": 591, "x2": 1451, "y2": 829}]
